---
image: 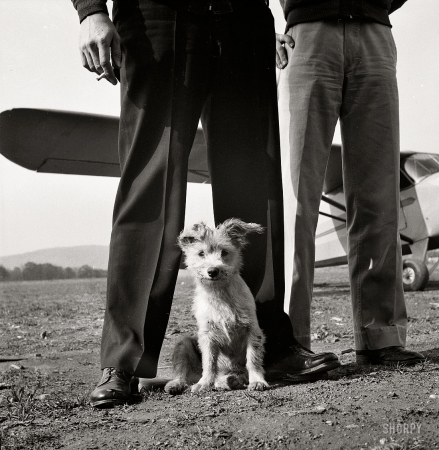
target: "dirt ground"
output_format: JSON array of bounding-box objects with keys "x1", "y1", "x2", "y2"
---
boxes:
[{"x1": 0, "y1": 267, "x2": 438, "y2": 449}]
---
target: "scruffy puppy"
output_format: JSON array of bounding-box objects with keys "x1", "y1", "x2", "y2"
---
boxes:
[{"x1": 165, "y1": 218, "x2": 269, "y2": 395}]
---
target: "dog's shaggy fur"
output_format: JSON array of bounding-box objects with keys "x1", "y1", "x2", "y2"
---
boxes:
[{"x1": 164, "y1": 218, "x2": 269, "y2": 395}]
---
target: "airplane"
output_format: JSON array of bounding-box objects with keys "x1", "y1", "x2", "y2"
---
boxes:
[{"x1": 1, "y1": 108, "x2": 439, "y2": 291}]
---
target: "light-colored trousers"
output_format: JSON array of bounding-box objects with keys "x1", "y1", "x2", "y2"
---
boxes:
[{"x1": 278, "y1": 20, "x2": 407, "y2": 351}]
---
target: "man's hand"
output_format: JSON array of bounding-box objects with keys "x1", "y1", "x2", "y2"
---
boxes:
[
  {"x1": 276, "y1": 33, "x2": 294, "y2": 69},
  {"x1": 79, "y1": 13, "x2": 121, "y2": 85}
]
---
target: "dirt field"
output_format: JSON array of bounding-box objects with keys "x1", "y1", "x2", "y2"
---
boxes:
[{"x1": 1, "y1": 267, "x2": 438, "y2": 449}]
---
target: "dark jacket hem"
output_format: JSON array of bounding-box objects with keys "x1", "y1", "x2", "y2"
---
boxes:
[{"x1": 284, "y1": 0, "x2": 405, "y2": 31}]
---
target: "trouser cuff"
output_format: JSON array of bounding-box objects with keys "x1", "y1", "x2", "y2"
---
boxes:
[
  {"x1": 101, "y1": 354, "x2": 158, "y2": 379},
  {"x1": 358, "y1": 324, "x2": 406, "y2": 351},
  {"x1": 293, "y1": 334, "x2": 311, "y2": 351}
]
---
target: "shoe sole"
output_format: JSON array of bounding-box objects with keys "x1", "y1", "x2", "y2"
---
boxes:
[
  {"x1": 91, "y1": 399, "x2": 129, "y2": 409},
  {"x1": 266, "y1": 360, "x2": 341, "y2": 382},
  {"x1": 356, "y1": 355, "x2": 427, "y2": 366},
  {"x1": 281, "y1": 371, "x2": 329, "y2": 383},
  {"x1": 90, "y1": 394, "x2": 142, "y2": 409}
]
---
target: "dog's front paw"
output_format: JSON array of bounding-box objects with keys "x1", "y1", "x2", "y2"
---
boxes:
[
  {"x1": 248, "y1": 381, "x2": 268, "y2": 391},
  {"x1": 191, "y1": 382, "x2": 212, "y2": 394},
  {"x1": 227, "y1": 374, "x2": 247, "y2": 390},
  {"x1": 164, "y1": 379, "x2": 188, "y2": 396}
]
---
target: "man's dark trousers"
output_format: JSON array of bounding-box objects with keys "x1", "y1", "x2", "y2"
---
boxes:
[{"x1": 101, "y1": 0, "x2": 291, "y2": 377}]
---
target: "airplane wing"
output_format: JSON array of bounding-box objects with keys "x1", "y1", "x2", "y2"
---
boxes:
[
  {"x1": 0, "y1": 108, "x2": 210, "y2": 183},
  {"x1": 0, "y1": 108, "x2": 412, "y2": 189}
]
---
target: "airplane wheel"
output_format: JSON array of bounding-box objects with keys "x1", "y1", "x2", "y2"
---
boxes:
[{"x1": 402, "y1": 259, "x2": 429, "y2": 291}]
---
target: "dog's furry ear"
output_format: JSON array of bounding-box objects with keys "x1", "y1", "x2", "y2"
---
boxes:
[
  {"x1": 178, "y1": 222, "x2": 209, "y2": 248},
  {"x1": 218, "y1": 218, "x2": 265, "y2": 247}
]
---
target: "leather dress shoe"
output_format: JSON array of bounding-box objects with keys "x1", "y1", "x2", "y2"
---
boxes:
[
  {"x1": 90, "y1": 368, "x2": 138, "y2": 408},
  {"x1": 265, "y1": 344, "x2": 341, "y2": 381},
  {"x1": 356, "y1": 346, "x2": 426, "y2": 366}
]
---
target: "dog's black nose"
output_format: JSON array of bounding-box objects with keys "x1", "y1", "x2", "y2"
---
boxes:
[{"x1": 207, "y1": 267, "x2": 219, "y2": 278}]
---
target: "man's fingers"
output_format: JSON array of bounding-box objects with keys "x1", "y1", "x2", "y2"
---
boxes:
[
  {"x1": 275, "y1": 52, "x2": 283, "y2": 70},
  {"x1": 275, "y1": 42, "x2": 288, "y2": 69},
  {"x1": 89, "y1": 42, "x2": 104, "y2": 74},
  {"x1": 276, "y1": 47, "x2": 288, "y2": 69},
  {"x1": 275, "y1": 33, "x2": 294, "y2": 70},
  {"x1": 98, "y1": 41, "x2": 117, "y2": 85},
  {"x1": 80, "y1": 52, "x2": 92, "y2": 72},
  {"x1": 278, "y1": 33, "x2": 295, "y2": 48},
  {"x1": 83, "y1": 49, "x2": 98, "y2": 73}
]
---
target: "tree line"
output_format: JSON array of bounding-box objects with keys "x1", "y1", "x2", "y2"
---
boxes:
[{"x1": 0, "y1": 262, "x2": 107, "y2": 282}]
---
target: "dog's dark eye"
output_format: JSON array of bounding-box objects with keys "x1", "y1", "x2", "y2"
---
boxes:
[
  {"x1": 198, "y1": 251, "x2": 205, "y2": 257},
  {"x1": 221, "y1": 250, "x2": 228, "y2": 257}
]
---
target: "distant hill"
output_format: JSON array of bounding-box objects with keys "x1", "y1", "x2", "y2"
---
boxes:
[{"x1": 0, "y1": 245, "x2": 109, "y2": 270}]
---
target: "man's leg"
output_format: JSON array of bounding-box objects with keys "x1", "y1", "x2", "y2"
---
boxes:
[
  {"x1": 202, "y1": 8, "x2": 339, "y2": 378},
  {"x1": 340, "y1": 21, "x2": 404, "y2": 348},
  {"x1": 278, "y1": 22, "x2": 344, "y2": 349},
  {"x1": 340, "y1": 21, "x2": 424, "y2": 364},
  {"x1": 91, "y1": 2, "x2": 213, "y2": 407}
]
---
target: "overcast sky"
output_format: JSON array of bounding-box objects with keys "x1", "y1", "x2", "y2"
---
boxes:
[{"x1": 1, "y1": 0, "x2": 438, "y2": 257}]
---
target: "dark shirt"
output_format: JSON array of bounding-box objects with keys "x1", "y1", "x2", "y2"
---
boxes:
[
  {"x1": 72, "y1": 0, "x2": 267, "y2": 22},
  {"x1": 281, "y1": 0, "x2": 407, "y2": 30}
]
